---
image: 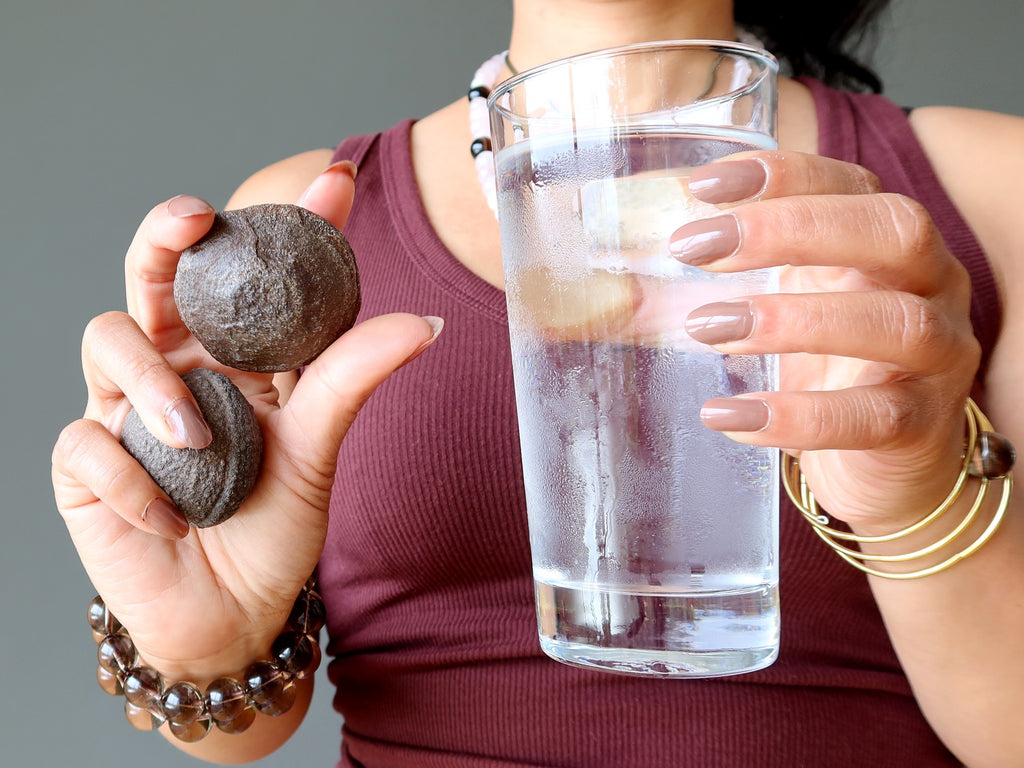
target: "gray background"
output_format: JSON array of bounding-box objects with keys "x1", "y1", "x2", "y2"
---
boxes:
[{"x1": 2, "y1": 1, "x2": 1021, "y2": 765}]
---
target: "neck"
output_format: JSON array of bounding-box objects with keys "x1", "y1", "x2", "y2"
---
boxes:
[{"x1": 508, "y1": 0, "x2": 735, "y2": 71}]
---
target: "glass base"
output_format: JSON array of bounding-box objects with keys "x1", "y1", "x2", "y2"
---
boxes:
[{"x1": 536, "y1": 580, "x2": 779, "y2": 678}]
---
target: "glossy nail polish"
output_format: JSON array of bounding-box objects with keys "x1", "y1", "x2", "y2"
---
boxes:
[
  {"x1": 403, "y1": 316, "x2": 445, "y2": 365},
  {"x1": 297, "y1": 160, "x2": 358, "y2": 207},
  {"x1": 686, "y1": 301, "x2": 755, "y2": 344},
  {"x1": 166, "y1": 195, "x2": 215, "y2": 218},
  {"x1": 668, "y1": 214, "x2": 741, "y2": 265},
  {"x1": 688, "y1": 159, "x2": 767, "y2": 204},
  {"x1": 165, "y1": 398, "x2": 213, "y2": 449},
  {"x1": 700, "y1": 398, "x2": 770, "y2": 432},
  {"x1": 142, "y1": 497, "x2": 191, "y2": 540}
]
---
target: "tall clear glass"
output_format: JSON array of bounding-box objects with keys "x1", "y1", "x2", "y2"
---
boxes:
[{"x1": 489, "y1": 41, "x2": 780, "y2": 677}]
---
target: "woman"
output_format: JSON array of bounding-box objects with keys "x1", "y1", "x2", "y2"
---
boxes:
[{"x1": 51, "y1": 0, "x2": 1024, "y2": 765}]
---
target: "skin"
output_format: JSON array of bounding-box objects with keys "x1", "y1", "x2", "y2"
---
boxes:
[{"x1": 51, "y1": 0, "x2": 1024, "y2": 764}]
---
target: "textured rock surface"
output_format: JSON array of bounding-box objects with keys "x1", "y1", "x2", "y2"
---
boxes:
[
  {"x1": 121, "y1": 368, "x2": 263, "y2": 528},
  {"x1": 174, "y1": 203, "x2": 361, "y2": 372}
]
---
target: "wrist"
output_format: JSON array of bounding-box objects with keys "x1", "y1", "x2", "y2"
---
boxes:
[
  {"x1": 89, "y1": 575, "x2": 325, "y2": 742},
  {"x1": 783, "y1": 398, "x2": 1015, "y2": 580}
]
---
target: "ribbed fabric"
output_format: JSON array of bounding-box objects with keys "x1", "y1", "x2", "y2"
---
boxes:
[{"x1": 318, "y1": 79, "x2": 996, "y2": 766}]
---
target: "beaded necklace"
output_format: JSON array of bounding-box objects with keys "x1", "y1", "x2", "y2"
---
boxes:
[{"x1": 468, "y1": 31, "x2": 766, "y2": 216}]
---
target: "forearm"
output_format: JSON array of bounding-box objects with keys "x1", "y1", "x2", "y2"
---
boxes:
[{"x1": 865, "y1": 489, "x2": 1024, "y2": 766}]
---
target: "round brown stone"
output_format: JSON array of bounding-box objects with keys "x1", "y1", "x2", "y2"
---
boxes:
[
  {"x1": 120, "y1": 368, "x2": 263, "y2": 528},
  {"x1": 174, "y1": 203, "x2": 361, "y2": 373}
]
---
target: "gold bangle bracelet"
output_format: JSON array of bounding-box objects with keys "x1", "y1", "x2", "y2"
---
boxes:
[
  {"x1": 781, "y1": 400, "x2": 979, "y2": 545},
  {"x1": 783, "y1": 397, "x2": 1014, "y2": 580},
  {"x1": 824, "y1": 475, "x2": 1012, "y2": 580}
]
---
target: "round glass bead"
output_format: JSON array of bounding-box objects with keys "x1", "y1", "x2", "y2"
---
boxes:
[
  {"x1": 124, "y1": 699, "x2": 165, "y2": 732},
  {"x1": 245, "y1": 661, "x2": 297, "y2": 716},
  {"x1": 97, "y1": 633, "x2": 136, "y2": 676},
  {"x1": 96, "y1": 665, "x2": 123, "y2": 696},
  {"x1": 168, "y1": 716, "x2": 212, "y2": 743},
  {"x1": 206, "y1": 677, "x2": 251, "y2": 725},
  {"x1": 971, "y1": 431, "x2": 1017, "y2": 478},
  {"x1": 470, "y1": 137, "x2": 492, "y2": 158},
  {"x1": 161, "y1": 681, "x2": 207, "y2": 726},
  {"x1": 289, "y1": 589, "x2": 326, "y2": 634},
  {"x1": 123, "y1": 666, "x2": 164, "y2": 710},
  {"x1": 272, "y1": 631, "x2": 321, "y2": 678},
  {"x1": 214, "y1": 704, "x2": 256, "y2": 735},
  {"x1": 87, "y1": 596, "x2": 122, "y2": 636}
]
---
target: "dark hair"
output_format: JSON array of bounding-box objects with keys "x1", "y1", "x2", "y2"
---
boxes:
[{"x1": 735, "y1": 0, "x2": 891, "y2": 93}]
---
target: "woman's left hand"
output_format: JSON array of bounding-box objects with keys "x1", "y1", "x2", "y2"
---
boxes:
[{"x1": 670, "y1": 150, "x2": 981, "y2": 536}]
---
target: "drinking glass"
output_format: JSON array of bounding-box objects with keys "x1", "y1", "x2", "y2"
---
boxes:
[{"x1": 489, "y1": 40, "x2": 780, "y2": 677}]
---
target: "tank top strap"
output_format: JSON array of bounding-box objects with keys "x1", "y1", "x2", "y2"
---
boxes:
[{"x1": 330, "y1": 131, "x2": 382, "y2": 167}]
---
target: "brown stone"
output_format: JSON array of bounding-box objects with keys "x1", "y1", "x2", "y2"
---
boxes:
[
  {"x1": 120, "y1": 368, "x2": 263, "y2": 528},
  {"x1": 174, "y1": 203, "x2": 361, "y2": 372}
]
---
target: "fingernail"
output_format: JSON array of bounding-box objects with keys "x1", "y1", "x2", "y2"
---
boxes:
[
  {"x1": 700, "y1": 398, "x2": 770, "y2": 432},
  {"x1": 669, "y1": 214, "x2": 741, "y2": 265},
  {"x1": 142, "y1": 497, "x2": 190, "y2": 540},
  {"x1": 688, "y1": 159, "x2": 767, "y2": 204},
  {"x1": 403, "y1": 316, "x2": 445, "y2": 365},
  {"x1": 329, "y1": 160, "x2": 358, "y2": 180},
  {"x1": 686, "y1": 301, "x2": 754, "y2": 344},
  {"x1": 297, "y1": 160, "x2": 358, "y2": 207},
  {"x1": 165, "y1": 397, "x2": 213, "y2": 449},
  {"x1": 167, "y1": 195, "x2": 215, "y2": 218}
]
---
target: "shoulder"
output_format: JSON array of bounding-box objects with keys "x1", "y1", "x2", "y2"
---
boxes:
[
  {"x1": 908, "y1": 107, "x2": 1024, "y2": 280},
  {"x1": 910, "y1": 107, "x2": 1024, "y2": 420},
  {"x1": 225, "y1": 148, "x2": 337, "y2": 209}
]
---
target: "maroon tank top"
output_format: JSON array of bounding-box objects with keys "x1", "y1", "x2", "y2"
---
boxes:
[{"x1": 318, "y1": 79, "x2": 999, "y2": 767}]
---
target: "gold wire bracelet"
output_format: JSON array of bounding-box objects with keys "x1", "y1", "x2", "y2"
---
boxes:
[
  {"x1": 783, "y1": 397, "x2": 1015, "y2": 580},
  {"x1": 825, "y1": 475, "x2": 1012, "y2": 580},
  {"x1": 781, "y1": 400, "x2": 979, "y2": 545}
]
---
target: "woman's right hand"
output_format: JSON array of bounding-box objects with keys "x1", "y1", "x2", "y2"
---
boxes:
[{"x1": 51, "y1": 167, "x2": 441, "y2": 682}]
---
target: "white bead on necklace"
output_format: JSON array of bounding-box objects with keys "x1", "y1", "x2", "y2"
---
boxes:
[{"x1": 468, "y1": 31, "x2": 767, "y2": 217}]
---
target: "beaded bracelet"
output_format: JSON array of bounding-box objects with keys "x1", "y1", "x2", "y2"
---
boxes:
[
  {"x1": 783, "y1": 398, "x2": 1015, "y2": 580},
  {"x1": 87, "y1": 575, "x2": 326, "y2": 742}
]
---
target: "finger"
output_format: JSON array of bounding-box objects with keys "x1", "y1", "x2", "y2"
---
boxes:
[
  {"x1": 688, "y1": 150, "x2": 881, "y2": 204},
  {"x1": 698, "y1": 385, "x2": 960, "y2": 454},
  {"x1": 278, "y1": 313, "x2": 443, "y2": 482},
  {"x1": 52, "y1": 418, "x2": 190, "y2": 539},
  {"x1": 668, "y1": 193, "x2": 967, "y2": 298},
  {"x1": 296, "y1": 160, "x2": 358, "y2": 231},
  {"x1": 125, "y1": 195, "x2": 216, "y2": 337},
  {"x1": 82, "y1": 311, "x2": 212, "y2": 448},
  {"x1": 685, "y1": 292, "x2": 981, "y2": 375}
]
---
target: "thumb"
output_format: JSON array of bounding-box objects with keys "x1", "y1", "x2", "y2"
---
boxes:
[
  {"x1": 281, "y1": 313, "x2": 443, "y2": 471},
  {"x1": 296, "y1": 160, "x2": 358, "y2": 231}
]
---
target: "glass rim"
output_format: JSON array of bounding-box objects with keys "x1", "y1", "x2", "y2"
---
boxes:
[{"x1": 487, "y1": 38, "x2": 779, "y2": 121}]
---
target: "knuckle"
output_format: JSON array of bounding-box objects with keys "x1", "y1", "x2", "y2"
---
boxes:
[
  {"x1": 746, "y1": 198, "x2": 816, "y2": 253},
  {"x1": 54, "y1": 419, "x2": 142, "y2": 501},
  {"x1": 52, "y1": 419, "x2": 95, "y2": 466},
  {"x1": 803, "y1": 397, "x2": 834, "y2": 442},
  {"x1": 94, "y1": 459, "x2": 136, "y2": 503},
  {"x1": 893, "y1": 294, "x2": 949, "y2": 353},
  {"x1": 82, "y1": 311, "x2": 130, "y2": 352},
  {"x1": 879, "y1": 194, "x2": 941, "y2": 259},
  {"x1": 873, "y1": 394, "x2": 915, "y2": 446},
  {"x1": 851, "y1": 165, "x2": 882, "y2": 194},
  {"x1": 124, "y1": 353, "x2": 174, "y2": 395}
]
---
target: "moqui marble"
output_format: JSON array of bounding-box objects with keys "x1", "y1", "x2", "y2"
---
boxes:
[
  {"x1": 121, "y1": 368, "x2": 263, "y2": 528},
  {"x1": 174, "y1": 204, "x2": 361, "y2": 372}
]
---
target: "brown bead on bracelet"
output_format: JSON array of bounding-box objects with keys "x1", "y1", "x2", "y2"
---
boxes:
[{"x1": 87, "y1": 575, "x2": 325, "y2": 742}]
